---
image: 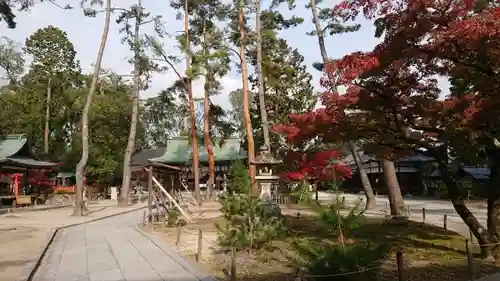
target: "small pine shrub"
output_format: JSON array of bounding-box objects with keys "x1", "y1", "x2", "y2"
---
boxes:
[
  {"x1": 164, "y1": 207, "x2": 186, "y2": 227},
  {"x1": 293, "y1": 242, "x2": 388, "y2": 281},
  {"x1": 290, "y1": 180, "x2": 314, "y2": 204},
  {"x1": 228, "y1": 160, "x2": 250, "y2": 194},
  {"x1": 319, "y1": 200, "x2": 364, "y2": 237},
  {"x1": 216, "y1": 161, "x2": 284, "y2": 251},
  {"x1": 216, "y1": 193, "x2": 284, "y2": 251},
  {"x1": 293, "y1": 178, "x2": 387, "y2": 280}
]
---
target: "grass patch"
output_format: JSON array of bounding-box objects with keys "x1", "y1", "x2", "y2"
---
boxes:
[{"x1": 150, "y1": 211, "x2": 500, "y2": 281}]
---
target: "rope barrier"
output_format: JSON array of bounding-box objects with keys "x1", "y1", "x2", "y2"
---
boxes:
[
  {"x1": 301, "y1": 265, "x2": 380, "y2": 277},
  {"x1": 175, "y1": 227, "x2": 218, "y2": 246}
]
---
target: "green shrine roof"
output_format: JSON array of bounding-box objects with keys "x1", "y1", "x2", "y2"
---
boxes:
[
  {"x1": 0, "y1": 134, "x2": 27, "y2": 159},
  {"x1": 0, "y1": 134, "x2": 58, "y2": 168},
  {"x1": 150, "y1": 137, "x2": 247, "y2": 165}
]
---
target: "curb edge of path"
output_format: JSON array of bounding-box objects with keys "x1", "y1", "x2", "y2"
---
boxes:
[
  {"x1": 134, "y1": 226, "x2": 216, "y2": 281},
  {"x1": 7, "y1": 204, "x2": 73, "y2": 214},
  {"x1": 18, "y1": 203, "x2": 147, "y2": 281}
]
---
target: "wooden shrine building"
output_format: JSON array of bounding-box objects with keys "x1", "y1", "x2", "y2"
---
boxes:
[
  {"x1": 147, "y1": 136, "x2": 247, "y2": 193},
  {"x1": 0, "y1": 134, "x2": 59, "y2": 206},
  {"x1": 143, "y1": 136, "x2": 246, "y2": 222},
  {"x1": 341, "y1": 151, "x2": 436, "y2": 195},
  {"x1": 130, "y1": 148, "x2": 165, "y2": 184}
]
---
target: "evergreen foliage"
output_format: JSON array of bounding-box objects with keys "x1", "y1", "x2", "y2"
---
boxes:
[{"x1": 216, "y1": 161, "x2": 284, "y2": 251}]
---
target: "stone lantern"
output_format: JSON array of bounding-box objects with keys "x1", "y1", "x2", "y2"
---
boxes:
[{"x1": 251, "y1": 145, "x2": 283, "y2": 201}]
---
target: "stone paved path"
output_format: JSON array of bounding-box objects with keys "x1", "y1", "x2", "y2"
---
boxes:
[{"x1": 32, "y1": 210, "x2": 214, "y2": 281}]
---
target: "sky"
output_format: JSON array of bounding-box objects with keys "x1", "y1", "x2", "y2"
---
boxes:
[{"x1": 0, "y1": 0, "x2": 382, "y2": 110}]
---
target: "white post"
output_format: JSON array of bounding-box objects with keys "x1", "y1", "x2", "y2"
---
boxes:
[{"x1": 110, "y1": 186, "x2": 118, "y2": 200}]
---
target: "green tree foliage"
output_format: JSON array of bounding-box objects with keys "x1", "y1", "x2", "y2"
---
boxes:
[
  {"x1": 249, "y1": 44, "x2": 316, "y2": 148},
  {"x1": 228, "y1": 160, "x2": 250, "y2": 194},
  {"x1": 0, "y1": 70, "x2": 139, "y2": 185},
  {"x1": 216, "y1": 160, "x2": 283, "y2": 251},
  {"x1": 217, "y1": 193, "x2": 283, "y2": 251},
  {"x1": 24, "y1": 25, "x2": 81, "y2": 155},
  {"x1": 0, "y1": 37, "x2": 25, "y2": 82},
  {"x1": 241, "y1": 2, "x2": 316, "y2": 150},
  {"x1": 294, "y1": 185, "x2": 385, "y2": 280},
  {"x1": 144, "y1": 0, "x2": 235, "y2": 148},
  {"x1": 228, "y1": 88, "x2": 254, "y2": 139},
  {"x1": 25, "y1": 25, "x2": 80, "y2": 80},
  {"x1": 86, "y1": 77, "x2": 139, "y2": 182},
  {"x1": 141, "y1": 89, "x2": 183, "y2": 148},
  {"x1": 0, "y1": 86, "x2": 45, "y2": 143},
  {"x1": 293, "y1": 243, "x2": 387, "y2": 281}
]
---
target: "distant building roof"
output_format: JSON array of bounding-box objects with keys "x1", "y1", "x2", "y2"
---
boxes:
[
  {"x1": 0, "y1": 134, "x2": 27, "y2": 159},
  {"x1": 399, "y1": 155, "x2": 435, "y2": 163},
  {"x1": 0, "y1": 134, "x2": 58, "y2": 168},
  {"x1": 131, "y1": 148, "x2": 165, "y2": 167},
  {"x1": 342, "y1": 151, "x2": 434, "y2": 166},
  {"x1": 430, "y1": 166, "x2": 490, "y2": 180},
  {"x1": 462, "y1": 166, "x2": 490, "y2": 180},
  {"x1": 57, "y1": 172, "x2": 75, "y2": 178},
  {"x1": 342, "y1": 151, "x2": 375, "y2": 166},
  {"x1": 150, "y1": 137, "x2": 247, "y2": 165}
]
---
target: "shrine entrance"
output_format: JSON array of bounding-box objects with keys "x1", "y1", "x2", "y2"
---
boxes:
[{"x1": 143, "y1": 136, "x2": 247, "y2": 224}]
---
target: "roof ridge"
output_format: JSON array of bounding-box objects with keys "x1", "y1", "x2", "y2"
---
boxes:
[{"x1": 3, "y1": 134, "x2": 26, "y2": 140}]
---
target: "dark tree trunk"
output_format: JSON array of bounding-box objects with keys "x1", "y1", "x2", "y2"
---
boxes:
[
  {"x1": 487, "y1": 149, "x2": 500, "y2": 258},
  {"x1": 203, "y1": 85, "x2": 215, "y2": 197},
  {"x1": 202, "y1": 26, "x2": 215, "y2": 198},
  {"x1": 438, "y1": 161, "x2": 492, "y2": 257},
  {"x1": 120, "y1": 0, "x2": 142, "y2": 206},
  {"x1": 349, "y1": 142, "x2": 376, "y2": 209},
  {"x1": 255, "y1": 0, "x2": 271, "y2": 151},
  {"x1": 382, "y1": 158, "x2": 404, "y2": 216},
  {"x1": 44, "y1": 80, "x2": 51, "y2": 155},
  {"x1": 184, "y1": 0, "x2": 201, "y2": 205}
]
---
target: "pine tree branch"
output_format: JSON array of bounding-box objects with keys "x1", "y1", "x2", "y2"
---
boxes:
[{"x1": 145, "y1": 35, "x2": 189, "y2": 90}]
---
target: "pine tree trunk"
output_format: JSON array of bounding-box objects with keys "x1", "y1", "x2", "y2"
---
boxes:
[
  {"x1": 119, "y1": 0, "x2": 142, "y2": 206},
  {"x1": 309, "y1": 0, "x2": 376, "y2": 208},
  {"x1": 202, "y1": 25, "x2": 215, "y2": 198},
  {"x1": 348, "y1": 142, "x2": 375, "y2": 209},
  {"x1": 309, "y1": 0, "x2": 328, "y2": 67},
  {"x1": 203, "y1": 84, "x2": 215, "y2": 197},
  {"x1": 238, "y1": 4, "x2": 256, "y2": 194},
  {"x1": 44, "y1": 79, "x2": 52, "y2": 155},
  {"x1": 255, "y1": 0, "x2": 270, "y2": 150},
  {"x1": 381, "y1": 158, "x2": 404, "y2": 216},
  {"x1": 73, "y1": 0, "x2": 111, "y2": 216},
  {"x1": 185, "y1": 0, "x2": 201, "y2": 204}
]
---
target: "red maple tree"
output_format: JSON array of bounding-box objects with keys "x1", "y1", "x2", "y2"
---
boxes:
[
  {"x1": 280, "y1": 149, "x2": 352, "y2": 182},
  {"x1": 277, "y1": 0, "x2": 500, "y2": 255},
  {"x1": 330, "y1": 0, "x2": 500, "y2": 256}
]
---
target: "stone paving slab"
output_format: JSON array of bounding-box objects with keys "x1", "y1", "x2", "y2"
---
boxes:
[{"x1": 32, "y1": 210, "x2": 214, "y2": 281}]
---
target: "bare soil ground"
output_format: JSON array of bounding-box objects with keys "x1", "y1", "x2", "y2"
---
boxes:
[
  {"x1": 0, "y1": 226, "x2": 49, "y2": 281},
  {"x1": 147, "y1": 204, "x2": 500, "y2": 281}
]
